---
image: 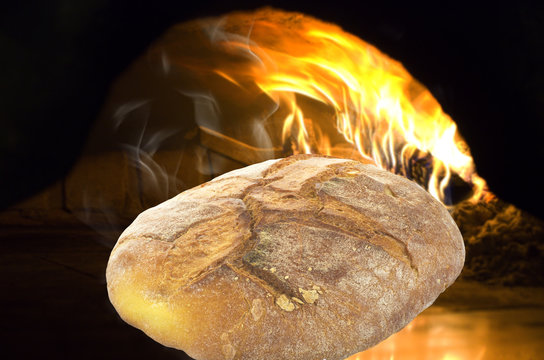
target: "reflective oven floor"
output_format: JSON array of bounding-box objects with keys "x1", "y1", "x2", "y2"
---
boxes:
[
  {"x1": 351, "y1": 306, "x2": 544, "y2": 360},
  {"x1": 2, "y1": 227, "x2": 543, "y2": 359}
]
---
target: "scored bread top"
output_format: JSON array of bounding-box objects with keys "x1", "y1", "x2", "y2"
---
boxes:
[{"x1": 106, "y1": 154, "x2": 464, "y2": 360}]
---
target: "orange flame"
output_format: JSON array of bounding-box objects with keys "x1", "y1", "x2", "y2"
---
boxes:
[{"x1": 174, "y1": 9, "x2": 489, "y2": 205}]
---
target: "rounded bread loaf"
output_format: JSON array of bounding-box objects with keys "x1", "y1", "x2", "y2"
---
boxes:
[{"x1": 106, "y1": 154, "x2": 465, "y2": 360}]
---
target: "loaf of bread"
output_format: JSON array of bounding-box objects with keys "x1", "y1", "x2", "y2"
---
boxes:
[{"x1": 106, "y1": 154, "x2": 464, "y2": 360}]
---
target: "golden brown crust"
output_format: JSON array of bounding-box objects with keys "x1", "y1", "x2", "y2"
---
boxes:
[{"x1": 106, "y1": 154, "x2": 464, "y2": 360}]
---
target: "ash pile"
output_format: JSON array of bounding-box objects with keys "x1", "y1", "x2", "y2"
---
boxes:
[{"x1": 452, "y1": 198, "x2": 544, "y2": 286}]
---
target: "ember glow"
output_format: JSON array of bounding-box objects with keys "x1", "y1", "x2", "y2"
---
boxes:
[{"x1": 161, "y1": 8, "x2": 489, "y2": 205}]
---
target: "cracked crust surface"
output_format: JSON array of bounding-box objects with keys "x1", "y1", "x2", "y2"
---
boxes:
[{"x1": 106, "y1": 154, "x2": 464, "y2": 360}]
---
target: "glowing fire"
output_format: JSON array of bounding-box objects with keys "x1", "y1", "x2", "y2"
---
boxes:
[{"x1": 167, "y1": 8, "x2": 489, "y2": 205}]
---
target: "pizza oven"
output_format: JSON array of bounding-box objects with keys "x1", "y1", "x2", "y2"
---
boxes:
[{"x1": 1, "y1": 2, "x2": 543, "y2": 359}]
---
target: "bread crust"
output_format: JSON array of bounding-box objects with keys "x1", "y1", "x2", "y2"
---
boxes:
[{"x1": 106, "y1": 154, "x2": 464, "y2": 360}]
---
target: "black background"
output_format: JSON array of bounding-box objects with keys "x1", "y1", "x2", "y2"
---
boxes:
[{"x1": 1, "y1": 0, "x2": 543, "y2": 218}]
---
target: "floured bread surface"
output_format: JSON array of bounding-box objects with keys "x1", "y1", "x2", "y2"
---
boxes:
[{"x1": 106, "y1": 154, "x2": 464, "y2": 360}]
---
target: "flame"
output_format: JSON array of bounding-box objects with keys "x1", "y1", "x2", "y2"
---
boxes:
[{"x1": 169, "y1": 9, "x2": 489, "y2": 205}]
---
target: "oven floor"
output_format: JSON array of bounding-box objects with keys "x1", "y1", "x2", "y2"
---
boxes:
[
  {"x1": 351, "y1": 306, "x2": 544, "y2": 360},
  {"x1": 2, "y1": 227, "x2": 543, "y2": 359}
]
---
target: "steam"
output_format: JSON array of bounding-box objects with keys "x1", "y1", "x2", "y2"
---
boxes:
[
  {"x1": 204, "y1": 15, "x2": 267, "y2": 68},
  {"x1": 112, "y1": 99, "x2": 150, "y2": 130},
  {"x1": 179, "y1": 90, "x2": 222, "y2": 132},
  {"x1": 73, "y1": 18, "x2": 279, "y2": 241},
  {"x1": 73, "y1": 9, "x2": 489, "y2": 243},
  {"x1": 251, "y1": 116, "x2": 275, "y2": 154},
  {"x1": 160, "y1": 50, "x2": 171, "y2": 75}
]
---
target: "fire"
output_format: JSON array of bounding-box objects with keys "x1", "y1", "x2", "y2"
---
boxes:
[{"x1": 167, "y1": 8, "x2": 489, "y2": 205}]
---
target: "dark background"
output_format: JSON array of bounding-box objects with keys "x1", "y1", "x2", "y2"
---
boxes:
[
  {"x1": 1, "y1": 2, "x2": 543, "y2": 359},
  {"x1": 1, "y1": 1, "x2": 543, "y2": 218}
]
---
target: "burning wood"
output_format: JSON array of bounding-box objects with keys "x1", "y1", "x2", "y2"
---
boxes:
[
  {"x1": 149, "y1": 7, "x2": 487, "y2": 206},
  {"x1": 199, "y1": 125, "x2": 282, "y2": 165},
  {"x1": 199, "y1": 123, "x2": 479, "y2": 204}
]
